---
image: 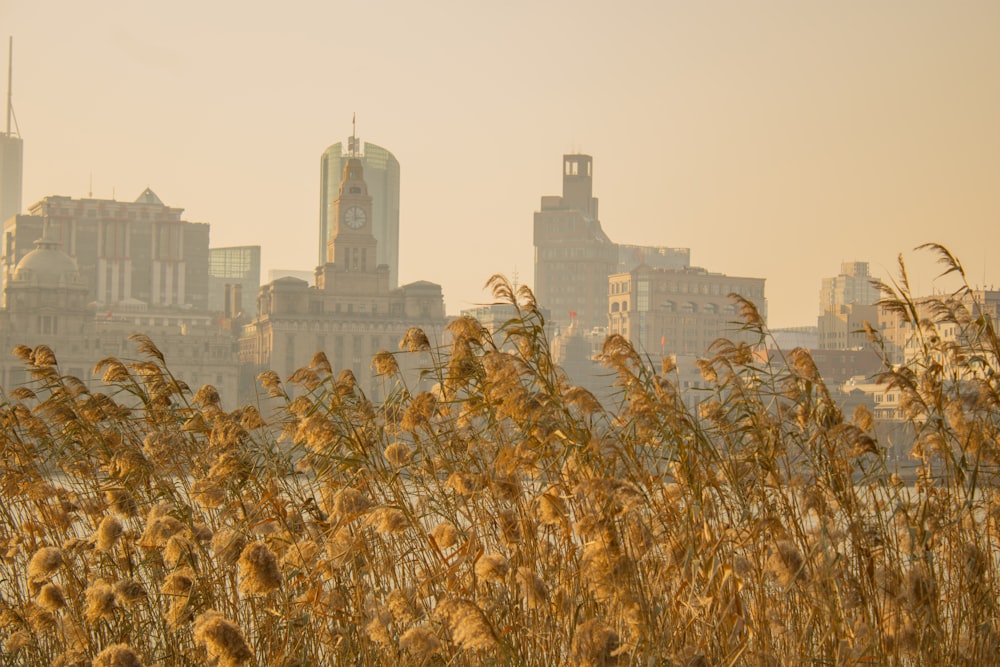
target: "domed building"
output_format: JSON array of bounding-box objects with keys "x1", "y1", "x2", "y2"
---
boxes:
[{"x1": 0, "y1": 223, "x2": 95, "y2": 385}]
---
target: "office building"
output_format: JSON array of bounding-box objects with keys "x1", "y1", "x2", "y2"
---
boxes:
[
  {"x1": 818, "y1": 261, "x2": 880, "y2": 351},
  {"x1": 241, "y1": 148, "x2": 446, "y2": 400},
  {"x1": 533, "y1": 154, "x2": 618, "y2": 332},
  {"x1": 319, "y1": 139, "x2": 400, "y2": 287},
  {"x1": 208, "y1": 245, "x2": 261, "y2": 316},
  {"x1": 0, "y1": 223, "x2": 239, "y2": 400},
  {"x1": 1, "y1": 39, "x2": 22, "y2": 225},
  {"x1": 2, "y1": 190, "x2": 210, "y2": 310},
  {"x1": 608, "y1": 264, "x2": 767, "y2": 357}
]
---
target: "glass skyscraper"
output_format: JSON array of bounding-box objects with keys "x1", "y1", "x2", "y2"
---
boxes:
[{"x1": 319, "y1": 141, "x2": 400, "y2": 287}]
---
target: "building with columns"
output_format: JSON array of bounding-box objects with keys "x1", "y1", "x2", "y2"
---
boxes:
[
  {"x1": 240, "y1": 146, "x2": 446, "y2": 400},
  {"x1": 2, "y1": 189, "x2": 209, "y2": 310}
]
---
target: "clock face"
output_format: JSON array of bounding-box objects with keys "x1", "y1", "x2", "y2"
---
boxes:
[{"x1": 344, "y1": 206, "x2": 367, "y2": 229}]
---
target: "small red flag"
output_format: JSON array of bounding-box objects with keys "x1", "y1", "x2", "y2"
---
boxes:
[{"x1": 569, "y1": 311, "x2": 577, "y2": 319}]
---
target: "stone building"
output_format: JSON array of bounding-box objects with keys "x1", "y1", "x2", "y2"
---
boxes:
[
  {"x1": 607, "y1": 264, "x2": 767, "y2": 357},
  {"x1": 240, "y1": 150, "x2": 447, "y2": 401},
  {"x1": 0, "y1": 223, "x2": 239, "y2": 401},
  {"x1": 2, "y1": 189, "x2": 210, "y2": 310}
]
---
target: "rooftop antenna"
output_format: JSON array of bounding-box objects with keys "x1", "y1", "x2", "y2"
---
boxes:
[
  {"x1": 89, "y1": 173, "x2": 93, "y2": 198},
  {"x1": 348, "y1": 112, "x2": 357, "y2": 157},
  {"x1": 6, "y1": 36, "x2": 14, "y2": 137}
]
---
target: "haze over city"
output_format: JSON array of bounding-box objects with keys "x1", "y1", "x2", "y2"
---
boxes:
[{"x1": 4, "y1": 0, "x2": 999, "y2": 328}]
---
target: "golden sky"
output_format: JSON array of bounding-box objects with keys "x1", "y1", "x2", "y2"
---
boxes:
[{"x1": 5, "y1": 0, "x2": 999, "y2": 328}]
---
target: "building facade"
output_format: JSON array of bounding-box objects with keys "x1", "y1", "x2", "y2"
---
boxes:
[
  {"x1": 607, "y1": 264, "x2": 767, "y2": 357},
  {"x1": 533, "y1": 155, "x2": 618, "y2": 332},
  {"x1": 0, "y1": 224, "x2": 239, "y2": 402},
  {"x1": 208, "y1": 245, "x2": 261, "y2": 316},
  {"x1": 2, "y1": 189, "x2": 210, "y2": 310},
  {"x1": 319, "y1": 140, "x2": 400, "y2": 287},
  {"x1": 818, "y1": 261, "x2": 880, "y2": 351},
  {"x1": 242, "y1": 154, "x2": 446, "y2": 401}
]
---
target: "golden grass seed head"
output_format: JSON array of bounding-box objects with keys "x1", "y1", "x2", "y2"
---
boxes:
[
  {"x1": 85, "y1": 579, "x2": 117, "y2": 623},
  {"x1": 212, "y1": 529, "x2": 247, "y2": 568},
  {"x1": 37, "y1": 582, "x2": 67, "y2": 611},
  {"x1": 399, "y1": 624, "x2": 443, "y2": 660},
  {"x1": 570, "y1": 619, "x2": 621, "y2": 667},
  {"x1": 114, "y1": 579, "x2": 147, "y2": 605},
  {"x1": 5, "y1": 630, "x2": 31, "y2": 653},
  {"x1": 367, "y1": 507, "x2": 410, "y2": 535},
  {"x1": 95, "y1": 515, "x2": 124, "y2": 553},
  {"x1": 193, "y1": 610, "x2": 253, "y2": 667},
  {"x1": 767, "y1": 540, "x2": 805, "y2": 588},
  {"x1": 365, "y1": 610, "x2": 394, "y2": 647},
  {"x1": 383, "y1": 441, "x2": 413, "y2": 468},
  {"x1": 161, "y1": 567, "x2": 196, "y2": 596},
  {"x1": 516, "y1": 567, "x2": 548, "y2": 609},
  {"x1": 475, "y1": 552, "x2": 509, "y2": 584},
  {"x1": 238, "y1": 541, "x2": 283, "y2": 596},
  {"x1": 431, "y1": 522, "x2": 459, "y2": 550},
  {"x1": 93, "y1": 643, "x2": 146, "y2": 667},
  {"x1": 437, "y1": 598, "x2": 498, "y2": 651},
  {"x1": 104, "y1": 488, "x2": 138, "y2": 518},
  {"x1": 371, "y1": 349, "x2": 400, "y2": 376},
  {"x1": 535, "y1": 490, "x2": 569, "y2": 527},
  {"x1": 27, "y1": 546, "x2": 64, "y2": 581},
  {"x1": 26, "y1": 601, "x2": 57, "y2": 633}
]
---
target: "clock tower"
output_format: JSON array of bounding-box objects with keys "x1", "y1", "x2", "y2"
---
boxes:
[{"x1": 326, "y1": 157, "x2": 377, "y2": 273}]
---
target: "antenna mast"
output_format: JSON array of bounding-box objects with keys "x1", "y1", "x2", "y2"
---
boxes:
[{"x1": 6, "y1": 36, "x2": 12, "y2": 136}]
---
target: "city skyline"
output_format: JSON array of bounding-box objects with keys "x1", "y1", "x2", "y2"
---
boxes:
[{"x1": 4, "y1": 1, "x2": 999, "y2": 328}]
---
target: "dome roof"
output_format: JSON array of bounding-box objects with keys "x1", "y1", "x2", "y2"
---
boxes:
[{"x1": 12, "y1": 226, "x2": 82, "y2": 288}]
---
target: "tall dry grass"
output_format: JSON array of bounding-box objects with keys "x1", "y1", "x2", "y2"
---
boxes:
[{"x1": 1, "y1": 246, "x2": 999, "y2": 666}]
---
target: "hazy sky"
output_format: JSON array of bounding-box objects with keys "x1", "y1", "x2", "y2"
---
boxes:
[{"x1": 5, "y1": 1, "x2": 999, "y2": 327}]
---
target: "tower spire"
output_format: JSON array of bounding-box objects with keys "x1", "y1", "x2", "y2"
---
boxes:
[
  {"x1": 6, "y1": 36, "x2": 12, "y2": 136},
  {"x1": 349, "y1": 112, "x2": 357, "y2": 157}
]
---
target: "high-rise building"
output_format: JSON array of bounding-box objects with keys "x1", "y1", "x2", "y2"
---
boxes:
[
  {"x1": 820, "y1": 261, "x2": 879, "y2": 314},
  {"x1": 1, "y1": 38, "x2": 23, "y2": 225},
  {"x1": 533, "y1": 155, "x2": 618, "y2": 332},
  {"x1": 319, "y1": 139, "x2": 400, "y2": 287},
  {"x1": 208, "y1": 245, "x2": 261, "y2": 315},
  {"x1": 242, "y1": 145, "x2": 446, "y2": 401},
  {"x1": 818, "y1": 261, "x2": 880, "y2": 350},
  {"x1": 1, "y1": 189, "x2": 210, "y2": 309}
]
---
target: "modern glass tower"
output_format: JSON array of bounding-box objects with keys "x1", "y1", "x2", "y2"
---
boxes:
[
  {"x1": 1, "y1": 38, "x2": 23, "y2": 225},
  {"x1": 319, "y1": 140, "x2": 400, "y2": 287}
]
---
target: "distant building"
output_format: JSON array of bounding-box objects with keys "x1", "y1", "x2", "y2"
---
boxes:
[
  {"x1": 820, "y1": 261, "x2": 879, "y2": 313},
  {"x1": 208, "y1": 245, "x2": 261, "y2": 316},
  {"x1": 768, "y1": 326, "x2": 818, "y2": 351},
  {"x1": 533, "y1": 155, "x2": 618, "y2": 332},
  {"x1": 319, "y1": 139, "x2": 400, "y2": 287},
  {"x1": 241, "y1": 147, "x2": 446, "y2": 400},
  {"x1": 608, "y1": 264, "x2": 767, "y2": 357},
  {"x1": 2, "y1": 190, "x2": 210, "y2": 310},
  {"x1": 0, "y1": 133, "x2": 21, "y2": 226},
  {"x1": 818, "y1": 261, "x2": 879, "y2": 351},
  {"x1": 268, "y1": 269, "x2": 314, "y2": 286},
  {"x1": 617, "y1": 244, "x2": 689, "y2": 273},
  {"x1": 878, "y1": 289, "x2": 1000, "y2": 368},
  {"x1": 0, "y1": 223, "x2": 239, "y2": 401},
  {"x1": 0, "y1": 41, "x2": 22, "y2": 226}
]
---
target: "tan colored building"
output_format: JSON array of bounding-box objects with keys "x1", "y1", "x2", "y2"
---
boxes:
[
  {"x1": 818, "y1": 261, "x2": 879, "y2": 351},
  {"x1": 240, "y1": 154, "x2": 447, "y2": 400},
  {"x1": 608, "y1": 264, "x2": 766, "y2": 357},
  {"x1": 0, "y1": 224, "x2": 239, "y2": 402},
  {"x1": 533, "y1": 155, "x2": 618, "y2": 332},
  {"x1": 878, "y1": 289, "x2": 1000, "y2": 369},
  {"x1": 2, "y1": 190, "x2": 210, "y2": 310}
]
